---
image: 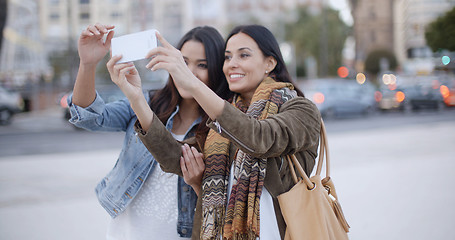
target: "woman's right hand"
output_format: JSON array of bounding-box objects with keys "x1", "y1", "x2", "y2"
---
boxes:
[
  {"x1": 78, "y1": 23, "x2": 115, "y2": 66},
  {"x1": 180, "y1": 144, "x2": 205, "y2": 197}
]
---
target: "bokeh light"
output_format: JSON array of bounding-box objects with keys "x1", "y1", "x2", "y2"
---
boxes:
[
  {"x1": 313, "y1": 92, "x2": 325, "y2": 104},
  {"x1": 395, "y1": 91, "x2": 405, "y2": 102},
  {"x1": 440, "y1": 85, "x2": 449, "y2": 98},
  {"x1": 442, "y1": 56, "x2": 450, "y2": 65},
  {"x1": 382, "y1": 73, "x2": 397, "y2": 85},
  {"x1": 374, "y1": 91, "x2": 382, "y2": 102},
  {"x1": 337, "y1": 66, "x2": 349, "y2": 78},
  {"x1": 356, "y1": 73, "x2": 366, "y2": 84}
]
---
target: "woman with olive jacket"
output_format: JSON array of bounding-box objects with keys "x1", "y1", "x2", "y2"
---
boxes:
[{"x1": 127, "y1": 25, "x2": 321, "y2": 240}]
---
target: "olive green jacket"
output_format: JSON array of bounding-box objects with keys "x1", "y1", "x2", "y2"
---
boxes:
[{"x1": 134, "y1": 96, "x2": 321, "y2": 240}]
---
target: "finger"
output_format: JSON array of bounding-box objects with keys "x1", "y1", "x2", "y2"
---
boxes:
[
  {"x1": 112, "y1": 62, "x2": 132, "y2": 78},
  {"x1": 180, "y1": 156, "x2": 188, "y2": 176},
  {"x1": 106, "y1": 55, "x2": 122, "y2": 70},
  {"x1": 145, "y1": 46, "x2": 169, "y2": 59},
  {"x1": 186, "y1": 145, "x2": 200, "y2": 173},
  {"x1": 190, "y1": 146, "x2": 203, "y2": 169},
  {"x1": 87, "y1": 25, "x2": 101, "y2": 36},
  {"x1": 181, "y1": 144, "x2": 195, "y2": 172},
  {"x1": 119, "y1": 65, "x2": 136, "y2": 76},
  {"x1": 105, "y1": 30, "x2": 115, "y2": 48},
  {"x1": 195, "y1": 151, "x2": 205, "y2": 171},
  {"x1": 155, "y1": 31, "x2": 173, "y2": 48},
  {"x1": 94, "y1": 23, "x2": 113, "y2": 34},
  {"x1": 81, "y1": 29, "x2": 94, "y2": 37}
]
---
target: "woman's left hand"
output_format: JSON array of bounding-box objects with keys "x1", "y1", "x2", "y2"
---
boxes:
[
  {"x1": 145, "y1": 32, "x2": 198, "y2": 93},
  {"x1": 180, "y1": 143, "x2": 205, "y2": 196},
  {"x1": 107, "y1": 55, "x2": 143, "y2": 101}
]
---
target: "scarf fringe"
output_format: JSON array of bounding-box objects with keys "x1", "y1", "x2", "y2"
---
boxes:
[
  {"x1": 226, "y1": 230, "x2": 258, "y2": 240},
  {"x1": 201, "y1": 206, "x2": 225, "y2": 240}
]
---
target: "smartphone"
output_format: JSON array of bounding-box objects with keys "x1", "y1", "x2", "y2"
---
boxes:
[{"x1": 111, "y1": 29, "x2": 158, "y2": 64}]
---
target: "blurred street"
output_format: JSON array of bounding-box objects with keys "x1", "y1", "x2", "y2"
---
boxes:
[{"x1": 0, "y1": 108, "x2": 455, "y2": 239}]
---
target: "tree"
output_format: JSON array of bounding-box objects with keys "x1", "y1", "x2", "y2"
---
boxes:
[
  {"x1": 425, "y1": 6, "x2": 455, "y2": 52},
  {"x1": 364, "y1": 49, "x2": 397, "y2": 76},
  {"x1": 285, "y1": 7, "x2": 350, "y2": 78},
  {"x1": 0, "y1": 0, "x2": 7, "y2": 58}
]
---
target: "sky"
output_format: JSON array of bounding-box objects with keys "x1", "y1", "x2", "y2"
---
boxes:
[{"x1": 328, "y1": 0, "x2": 353, "y2": 26}]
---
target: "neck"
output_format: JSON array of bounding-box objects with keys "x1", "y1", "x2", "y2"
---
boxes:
[{"x1": 178, "y1": 98, "x2": 201, "y2": 120}]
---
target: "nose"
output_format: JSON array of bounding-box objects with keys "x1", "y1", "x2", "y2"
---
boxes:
[{"x1": 226, "y1": 57, "x2": 238, "y2": 69}]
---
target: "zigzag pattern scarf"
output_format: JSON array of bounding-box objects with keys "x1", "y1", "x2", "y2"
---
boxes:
[{"x1": 201, "y1": 78, "x2": 296, "y2": 240}]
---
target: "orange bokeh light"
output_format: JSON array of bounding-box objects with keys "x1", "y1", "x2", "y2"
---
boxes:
[
  {"x1": 440, "y1": 85, "x2": 450, "y2": 98},
  {"x1": 313, "y1": 92, "x2": 325, "y2": 104},
  {"x1": 337, "y1": 66, "x2": 349, "y2": 78},
  {"x1": 395, "y1": 91, "x2": 405, "y2": 102}
]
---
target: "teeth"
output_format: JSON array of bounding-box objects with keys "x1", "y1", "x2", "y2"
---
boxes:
[{"x1": 230, "y1": 74, "x2": 245, "y2": 78}]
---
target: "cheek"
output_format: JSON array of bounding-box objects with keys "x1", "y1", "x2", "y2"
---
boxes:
[
  {"x1": 223, "y1": 64, "x2": 229, "y2": 76},
  {"x1": 198, "y1": 70, "x2": 210, "y2": 86}
]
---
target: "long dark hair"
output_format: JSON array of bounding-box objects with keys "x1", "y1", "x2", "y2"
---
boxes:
[
  {"x1": 149, "y1": 26, "x2": 232, "y2": 148},
  {"x1": 226, "y1": 25, "x2": 304, "y2": 97}
]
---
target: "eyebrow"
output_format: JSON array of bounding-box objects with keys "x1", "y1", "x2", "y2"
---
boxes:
[
  {"x1": 225, "y1": 47, "x2": 253, "y2": 53},
  {"x1": 183, "y1": 56, "x2": 207, "y2": 62}
]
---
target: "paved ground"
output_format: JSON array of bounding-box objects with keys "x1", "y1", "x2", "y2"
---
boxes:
[{"x1": 0, "y1": 113, "x2": 454, "y2": 239}]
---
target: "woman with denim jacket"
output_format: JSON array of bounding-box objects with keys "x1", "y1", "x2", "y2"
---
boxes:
[
  {"x1": 67, "y1": 23, "x2": 232, "y2": 239},
  {"x1": 124, "y1": 25, "x2": 321, "y2": 240}
]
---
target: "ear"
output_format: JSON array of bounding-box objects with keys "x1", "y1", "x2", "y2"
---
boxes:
[{"x1": 265, "y1": 56, "x2": 277, "y2": 73}]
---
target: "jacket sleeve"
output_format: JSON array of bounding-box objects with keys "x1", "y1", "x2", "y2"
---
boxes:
[
  {"x1": 134, "y1": 114, "x2": 184, "y2": 176},
  {"x1": 67, "y1": 91, "x2": 143, "y2": 132},
  {"x1": 207, "y1": 97, "x2": 321, "y2": 158}
]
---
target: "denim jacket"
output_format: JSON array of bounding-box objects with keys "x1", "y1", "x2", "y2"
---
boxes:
[{"x1": 67, "y1": 91, "x2": 199, "y2": 238}]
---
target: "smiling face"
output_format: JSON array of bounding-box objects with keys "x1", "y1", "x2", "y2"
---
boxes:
[
  {"x1": 223, "y1": 33, "x2": 276, "y2": 104},
  {"x1": 177, "y1": 40, "x2": 209, "y2": 99}
]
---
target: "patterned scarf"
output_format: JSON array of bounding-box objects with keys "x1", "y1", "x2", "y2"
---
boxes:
[{"x1": 201, "y1": 77, "x2": 296, "y2": 240}]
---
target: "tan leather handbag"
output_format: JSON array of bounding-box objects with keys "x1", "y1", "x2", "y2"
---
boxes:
[{"x1": 277, "y1": 119, "x2": 350, "y2": 240}]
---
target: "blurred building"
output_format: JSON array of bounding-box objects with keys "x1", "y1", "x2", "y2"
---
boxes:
[
  {"x1": 394, "y1": 0, "x2": 455, "y2": 75},
  {"x1": 349, "y1": 0, "x2": 395, "y2": 72},
  {"x1": 1, "y1": 0, "x2": 333, "y2": 110},
  {"x1": 0, "y1": 0, "x2": 49, "y2": 86},
  {"x1": 349, "y1": 0, "x2": 455, "y2": 75}
]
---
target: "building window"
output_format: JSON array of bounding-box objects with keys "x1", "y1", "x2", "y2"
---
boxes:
[
  {"x1": 80, "y1": 13, "x2": 90, "y2": 19},
  {"x1": 49, "y1": 0, "x2": 59, "y2": 5},
  {"x1": 50, "y1": 13, "x2": 60, "y2": 20},
  {"x1": 80, "y1": 0, "x2": 89, "y2": 4},
  {"x1": 111, "y1": 12, "x2": 122, "y2": 18}
]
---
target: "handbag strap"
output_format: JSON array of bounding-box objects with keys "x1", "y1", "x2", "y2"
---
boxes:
[
  {"x1": 316, "y1": 118, "x2": 330, "y2": 177},
  {"x1": 286, "y1": 119, "x2": 329, "y2": 189}
]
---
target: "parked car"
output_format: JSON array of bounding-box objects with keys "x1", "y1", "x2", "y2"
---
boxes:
[
  {"x1": 0, "y1": 86, "x2": 24, "y2": 125},
  {"x1": 376, "y1": 85, "x2": 406, "y2": 111},
  {"x1": 400, "y1": 83, "x2": 444, "y2": 111},
  {"x1": 298, "y1": 78, "x2": 376, "y2": 119}
]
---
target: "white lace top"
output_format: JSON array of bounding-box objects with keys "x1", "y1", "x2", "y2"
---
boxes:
[{"x1": 106, "y1": 134, "x2": 187, "y2": 240}]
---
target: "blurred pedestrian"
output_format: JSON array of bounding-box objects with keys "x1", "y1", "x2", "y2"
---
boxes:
[
  {"x1": 67, "y1": 23, "x2": 232, "y2": 239},
  {"x1": 129, "y1": 24, "x2": 321, "y2": 240}
]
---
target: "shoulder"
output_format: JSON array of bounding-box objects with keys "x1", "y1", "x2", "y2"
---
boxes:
[{"x1": 281, "y1": 96, "x2": 319, "y2": 113}]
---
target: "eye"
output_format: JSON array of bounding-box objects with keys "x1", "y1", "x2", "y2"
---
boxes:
[
  {"x1": 240, "y1": 53, "x2": 250, "y2": 58},
  {"x1": 198, "y1": 63, "x2": 208, "y2": 69},
  {"x1": 184, "y1": 60, "x2": 189, "y2": 66},
  {"x1": 224, "y1": 55, "x2": 232, "y2": 61}
]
